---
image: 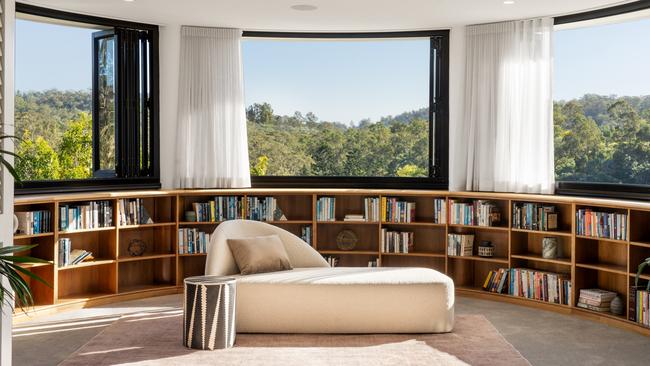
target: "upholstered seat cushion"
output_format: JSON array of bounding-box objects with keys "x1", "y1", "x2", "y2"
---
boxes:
[{"x1": 233, "y1": 267, "x2": 455, "y2": 334}]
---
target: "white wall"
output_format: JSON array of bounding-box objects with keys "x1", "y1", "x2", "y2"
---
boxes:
[
  {"x1": 1, "y1": 1, "x2": 16, "y2": 363},
  {"x1": 157, "y1": 26, "x2": 468, "y2": 190},
  {"x1": 158, "y1": 23, "x2": 181, "y2": 189}
]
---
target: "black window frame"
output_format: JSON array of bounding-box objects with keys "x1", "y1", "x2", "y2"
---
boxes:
[
  {"x1": 243, "y1": 30, "x2": 450, "y2": 190},
  {"x1": 14, "y1": 3, "x2": 160, "y2": 195},
  {"x1": 554, "y1": 0, "x2": 650, "y2": 201}
]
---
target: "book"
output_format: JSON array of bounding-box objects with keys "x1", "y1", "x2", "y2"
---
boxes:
[
  {"x1": 577, "y1": 302, "x2": 611, "y2": 312},
  {"x1": 381, "y1": 229, "x2": 414, "y2": 253},
  {"x1": 579, "y1": 289, "x2": 617, "y2": 302},
  {"x1": 383, "y1": 197, "x2": 416, "y2": 223},
  {"x1": 316, "y1": 197, "x2": 336, "y2": 221},
  {"x1": 447, "y1": 234, "x2": 474, "y2": 256},
  {"x1": 512, "y1": 202, "x2": 558, "y2": 231},
  {"x1": 449, "y1": 199, "x2": 500, "y2": 227},
  {"x1": 576, "y1": 209, "x2": 627, "y2": 240}
]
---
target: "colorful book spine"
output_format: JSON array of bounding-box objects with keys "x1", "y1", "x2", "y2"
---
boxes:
[
  {"x1": 178, "y1": 228, "x2": 210, "y2": 254},
  {"x1": 363, "y1": 197, "x2": 380, "y2": 222},
  {"x1": 59, "y1": 201, "x2": 113, "y2": 231},
  {"x1": 433, "y1": 198, "x2": 446, "y2": 224},
  {"x1": 447, "y1": 234, "x2": 474, "y2": 256},
  {"x1": 448, "y1": 200, "x2": 500, "y2": 227},
  {"x1": 316, "y1": 197, "x2": 336, "y2": 221},
  {"x1": 576, "y1": 209, "x2": 627, "y2": 240},
  {"x1": 383, "y1": 197, "x2": 416, "y2": 223},
  {"x1": 380, "y1": 229, "x2": 414, "y2": 253},
  {"x1": 512, "y1": 202, "x2": 558, "y2": 231},
  {"x1": 15, "y1": 210, "x2": 52, "y2": 235}
]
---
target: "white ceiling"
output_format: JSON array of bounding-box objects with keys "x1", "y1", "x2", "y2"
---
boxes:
[{"x1": 19, "y1": 0, "x2": 635, "y2": 30}]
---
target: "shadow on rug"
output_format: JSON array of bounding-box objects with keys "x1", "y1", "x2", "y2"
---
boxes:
[{"x1": 60, "y1": 310, "x2": 529, "y2": 366}]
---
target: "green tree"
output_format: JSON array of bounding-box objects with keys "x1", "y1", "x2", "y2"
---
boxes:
[
  {"x1": 58, "y1": 113, "x2": 93, "y2": 179},
  {"x1": 15, "y1": 130, "x2": 61, "y2": 181}
]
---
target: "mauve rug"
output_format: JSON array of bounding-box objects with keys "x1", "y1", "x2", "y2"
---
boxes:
[{"x1": 59, "y1": 310, "x2": 530, "y2": 366}]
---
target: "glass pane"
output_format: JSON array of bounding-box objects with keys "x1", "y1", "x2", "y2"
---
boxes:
[
  {"x1": 15, "y1": 18, "x2": 100, "y2": 181},
  {"x1": 554, "y1": 17, "x2": 650, "y2": 185},
  {"x1": 97, "y1": 36, "x2": 116, "y2": 171},
  {"x1": 243, "y1": 38, "x2": 430, "y2": 178}
]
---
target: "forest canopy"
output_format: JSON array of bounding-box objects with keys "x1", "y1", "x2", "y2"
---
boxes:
[{"x1": 12, "y1": 89, "x2": 650, "y2": 185}]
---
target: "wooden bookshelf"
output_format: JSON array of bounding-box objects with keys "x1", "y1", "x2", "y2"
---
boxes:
[{"x1": 10, "y1": 188, "x2": 650, "y2": 335}]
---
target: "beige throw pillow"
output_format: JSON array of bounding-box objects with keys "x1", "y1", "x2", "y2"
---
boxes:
[{"x1": 227, "y1": 235, "x2": 293, "y2": 275}]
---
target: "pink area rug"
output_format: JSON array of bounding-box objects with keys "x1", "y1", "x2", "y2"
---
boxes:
[{"x1": 60, "y1": 311, "x2": 529, "y2": 366}]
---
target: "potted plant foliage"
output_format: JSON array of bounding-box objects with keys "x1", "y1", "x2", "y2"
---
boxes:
[
  {"x1": 1, "y1": 134, "x2": 50, "y2": 311},
  {"x1": 634, "y1": 257, "x2": 650, "y2": 291}
]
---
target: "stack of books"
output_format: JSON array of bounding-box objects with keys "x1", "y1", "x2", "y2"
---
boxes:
[
  {"x1": 323, "y1": 255, "x2": 339, "y2": 267},
  {"x1": 246, "y1": 196, "x2": 281, "y2": 221},
  {"x1": 483, "y1": 268, "x2": 510, "y2": 293},
  {"x1": 508, "y1": 268, "x2": 571, "y2": 305},
  {"x1": 301, "y1": 225, "x2": 312, "y2": 245},
  {"x1": 631, "y1": 287, "x2": 650, "y2": 326},
  {"x1": 381, "y1": 229, "x2": 414, "y2": 253},
  {"x1": 15, "y1": 210, "x2": 52, "y2": 235},
  {"x1": 316, "y1": 197, "x2": 336, "y2": 221},
  {"x1": 576, "y1": 209, "x2": 627, "y2": 240},
  {"x1": 448, "y1": 200, "x2": 500, "y2": 227},
  {"x1": 178, "y1": 228, "x2": 209, "y2": 254},
  {"x1": 118, "y1": 198, "x2": 153, "y2": 226},
  {"x1": 59, "y1": 201, "x2": 113, "y2": 231},
  {"x1": 382, "y1": 197, "x2": 416, "y2": 223},
  {"x1": 512, "y1": 202, "x2": 558, "y2": 231},
  {"x1": 577, "y1": 288, "x2": 617, "y2": 312},
  {"x1": 447, "y1": 233, "x2": 474, "y2": 256},
  {"x1": 192, "y1": 196, "x2": 244, "y2": 222},
  {"x1": 58, "y1": 239, "x2": 93, "y2": 267},
  {"x1": 364, "y1": 197, "x2": 380, "y2": 222},
  {"x1": 343, "y1": 214, "x2": 365, "y2": 222},
  {"x1": 433, "y1": 198, "x2": 447, "y2": 224},
  {"x1": 367, "y1": 259, "x2": 379, "y2": 267}
]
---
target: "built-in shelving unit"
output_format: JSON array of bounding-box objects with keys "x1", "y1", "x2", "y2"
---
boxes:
[{"x1": 11, "y1": 189, "x2": 650, "y2": 335}]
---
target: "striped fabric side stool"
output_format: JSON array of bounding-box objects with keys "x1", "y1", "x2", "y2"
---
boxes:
[{"x1": 183, "y1": 276, "x2": 237, "y2": 350}]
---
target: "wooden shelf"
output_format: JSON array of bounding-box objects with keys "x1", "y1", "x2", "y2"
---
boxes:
[
  {"x1": 178, "y1": 221, "x2": 222, "y2": 225},
  {"x1": 13, "y1": 232, "x2": 54, "y2": 240},
  {"x1": 18, "y1": 261, "x2": 54, "y2": 269},
  {"x1": 511, "y1": 228, "x2": 572, "y2": 237},
  {"x1": 381, "y1": 252, "x2": 445, "y2": 258},
  {"x1": 448, "y1": 224, "x2": 509, "y2": 232},
  {"x1": 319, "y1": 250, "x2": 378, "y2": 255},
  {"x1": 57, "y1": 259, "x2": 115, "y2": 271},
  {"x1": 511, "y1": 253, "x2": 572, "y2": 266},
  {"x1": 381, "y1": 222, "x2": 446, "y2": 227},
  {"x1": 179, "y1": 253, "x2": 207, "y2": 257},
  {"x1": 630, "y1": 241, "x2": 650, "y2": 248},
  {"x1": 457, "y1": 286, "x2": 570, "y2": 308},
  {"x1": 575, "y1": 235, "x2": 628, "y2": 244},
  {"x1": 58, "y1": 226, "x2": 116, "y2": 235},
  {"x1": 629, "y1": 272, "x2": 650, "y2": 281},
  {"x1": 575, "y1": 262, "x2": 628, "y2": 275},
  {"x1": 574, "y1": 306, "x2": 628, "y2": 322},
  {"x1": 448, "y1": 255, "x2": 509, "y2": 264},
  {"x1": 316, "y1": 221, "x2": 379, "y2": 225},
  {"x1": 57, "y1": 292, "x2": 116, "y2": 305},
  {"x1": 118, "y1": 222, "x2": 177, "y2": 230},
  {"x1": 118, "y1": 284, "x2": 177, "y2": 294},
  {"x1": 265, "y1": 220, "x2": 313, "y2": 225},
  {"x1": 118, "y1": 253, "x2": 176, "y2": 262}
]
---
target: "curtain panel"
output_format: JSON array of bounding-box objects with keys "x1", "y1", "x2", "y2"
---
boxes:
[
  {"x1": 454, "y1": 18, "x2": 555, "y2": 194},
  {"x1": 176, "y1": 27, "x2": 251, "y2": 188}
]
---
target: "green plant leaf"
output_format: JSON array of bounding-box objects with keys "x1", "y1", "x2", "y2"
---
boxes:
[
  {"x1": 7, "y1": 262, "x2": 51, "y2": 287},
  {"x1": 0, "y1": 245, "x2": 39, "y2": 255},
  {"x1": 2, "y1": 256, "x2": 49, "y2": 264}
]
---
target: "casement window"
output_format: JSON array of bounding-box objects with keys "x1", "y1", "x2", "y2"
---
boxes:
[
  {"x1": 242, "y1": 31, "x2": 449, "y2": 189},
  {"x1": 15, "y1": 4, "x2": 159, "y2": 193},
  {"x1": 554, "y1": 2, "x2": 650, "y2": 199}
]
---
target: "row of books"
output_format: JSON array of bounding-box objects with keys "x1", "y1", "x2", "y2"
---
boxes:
[
  {"x1": 118, "y1": 198, "x2": 153, "y2": 226},
  {"x1": 382, "y1": 197, "x2": 416, "y2": 223},
  {"x1": 57, "y1": 238, "x2": 93, "y2": 267},
  {"x1": 448, "y1": 199, "x2": 501, "y2": 227},
  {"x1": 631, "y1": 287, "x2": 650, "y2": 326},
  {"x1": 192, "y1": 196, "x2": 244, "y2": 222},
  {"x1": 577, "y1": 288, "x2": 617, "y2": 312},
  {"x1": 15, "y1": 210, "x2": 52, "y2": 235},
  {"x1": 447, "y1": 234, "x2": 474, "y2": 256},
  {"x1": 508, "y1": 268, "x2": 571, "y2": 305},
  {"x1": 59, "y1": 201, "x2": 113, "y2": 231},
  {"x1": 178, "y1": 228, "x2": 209, "y2": 254},
  {"x1": 364, "y1": 197, "x2": 380, "y2": 222},
  {"x1": 433, "y1": 198, "x2": 447, "y2": 224},
  {"x1": 576, "y1": 209, "x2": 627, "y2": 240},
  {"x1": 512, "y1": 202, "x2": 558, "y2": 231},
  {"x1": 380, "y1": 229, "x2": 414, "y2": 253},
  {"x1": 246, "y1": 196, "x2": 280, "y2": 221},
  {"x1": 316, "y1": 197, "x2": 336, "y2": 221},
  {"x1": 301, "y1": 225, "x2": 312, "y2": 245},
  {"x1": 323, "y1": 255, "x2": 339, "y2": 267}
]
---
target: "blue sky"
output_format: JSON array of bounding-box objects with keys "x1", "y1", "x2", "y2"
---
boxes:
[{"x1": 16, "y1": 17, "x2": 650, "y2": 123}]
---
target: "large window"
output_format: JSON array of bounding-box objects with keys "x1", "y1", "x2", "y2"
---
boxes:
[
  {"x1": 243, "y1": 32, "x2": 448, "y2": 188},
  {"x1": 14, "y1": 4, "x2": 159, "y2": 193},
  {"x1": 554, "y1": 6, "x2": 650, "y2": 198}
]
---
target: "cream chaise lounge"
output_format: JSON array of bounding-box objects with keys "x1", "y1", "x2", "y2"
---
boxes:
[{"x1": 205, "y1": 220, "x2": 455, "y2": 333}]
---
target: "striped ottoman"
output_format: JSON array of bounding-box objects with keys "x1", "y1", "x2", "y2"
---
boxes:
[{"x1": 183, "y1": 276, "x2": 236, "y2": 350}]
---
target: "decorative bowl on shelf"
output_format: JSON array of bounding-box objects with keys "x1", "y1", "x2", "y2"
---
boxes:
[
  {"x1": 185, "y1": 211, "x2": 197, "y2": 222},
  {"x1": 128, "y1": 239, "x2": 147, "y2": 256},
  {"x1": 336, "y1": 230, "x2": 358, "y2": 251}
]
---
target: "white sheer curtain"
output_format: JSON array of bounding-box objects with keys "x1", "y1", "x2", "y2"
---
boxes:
[
  {"x1": 453, "y1": 18, "x2": 554, "y2": 194},
  {"x1": 176, "y1": 27, "x2": 251, "y2": 188}
]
